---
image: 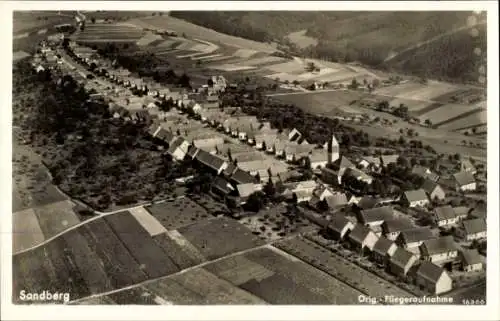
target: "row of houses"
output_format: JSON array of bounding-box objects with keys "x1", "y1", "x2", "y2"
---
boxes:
[{"x1": 327, "y1": 215, "x2": 484, "y2": 294}]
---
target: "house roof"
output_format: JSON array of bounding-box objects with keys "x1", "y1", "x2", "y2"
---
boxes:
[
  {"x1": 434, "y1": 206, "x2": 457, "y2": 221},
  {"x1": 321, "y1": 167, "x2": 338, "y2": 177},
  {"x1": 233, "y1": 152, "x2": 265, "y2": 163},
  {"x1": 390, "y1": 247, "x2": 416, "y2": 268},
  {"x1": 380, "y1": 155, "x2": 399, "y2": 166},
  {"x1": 469, "y1": 204, "x2": 486, "y2": 219},
  {"x1": 420, "y1": 236, "x2": 457, "y2": 255},
  {"x1": 236, "y1": 183, "x2": 255, "y2": 198},
  {"x1": 460, "y1": 249, "x2": 483, "y2": 266},
  {"x1": 223, "y1": 163, "x2": 237, "y2": 177},
  {"x1": 325, "y1": 193, "x2": 348, "y2": 209},
  {"x1": 187, "y1": 146, "x2": 200, "y2": 159},
  {"x1": 356, "y1": 196, "x2": 380, "y2": 210},
  {"x1": 349, "y1": 224, "x2": 376, "y2": 244},
  {"x1": 212, "y1": 177, "x2": 234, "y2": 195},
  {"x1": 421, "y1": 179, "x2": 443, "y2": 195},
  {"x1": 344, "y1": 167, "x2": 373, "y2": 182},
  {"x1": 382, "y1": 218, "x2": 414, "y2": 234},
  {"x1": 452, "y1": 206, "x2": 470, "y2": 217},
  {"x1": 403, "y1": 189, "x2": 428, "y2": 203},
  {"x1": 399, "y1": 227, "x2": 435, "y2": 244},
  {"x1": 372, "y1": 236, "x2": 395, "y2": 256},
  {"x1": 167, "y1": 137, "x2": 188, "y2": 154},
  {"x1": 339, "y1": 156, "x2": 355, "y2": 170},
  {"x1": 156, "y1": 128, "x2": 175, "y2": 143},
  {"x1": 462, "y1": 218, "x2": 486, "y2": 235},
  {"x1": 308, "y1": 151, "x2": 327, "y2": 163},
  {"x1": 461, "y1": 159, "x2": 476, "y2": 171},
  {"x1": 360, "y1": 206, "x2": 393, "y2": 224},
  {"x1": 230, "y1": 168, "x2": 256, "y2": 185},
  {"x1": 416, "y1": 261, "x2": 445, "y2": 284},
  {"x1": 328, "y1": 215, "x2": 352, "y2": 233},
  {"x1": 453, "y1": 171, "x2": 475, "y2": 186},
  {"x1": 195, "y1": 150, "x2": 227, "y2": 171},
  {"x1": 361, "y1": 156, "x2": 381, "y2": 167}
]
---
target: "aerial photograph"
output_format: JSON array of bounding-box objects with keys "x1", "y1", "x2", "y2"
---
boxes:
[{"x1": 11, "y1": 9, "x2": 488, "y2": 306}]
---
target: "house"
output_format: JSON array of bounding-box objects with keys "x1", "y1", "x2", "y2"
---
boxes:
[
  {"x1": 412, "y1": 165, "x2": 440, "y2": 182},
  {"x1": 324, "y1": 193, "x2": 348, "y2": 210},
  {"x1": 401, "y1": 189, "x2": 429, "y2": 208},
  {"x1": 307, "y1": 150, "x2": 329, "y2": 169},
  {"x1": 382, "y1": 218, "x2": 415, "y2": 241},
  {"x1": 389, "y1": 247, "x2": 418, "y2": 277},
  {"x1": 337, "y1": 156, "x2": 356, "y2": 179},
  {"x1": 254, "y1": 133, "x2": 277, "y2": 150},
  {"x1": 187, "y1": 146, "x2": 200, "y2": 160},
  {"x1": 419, "y1": 236, "x2": 458, "y2": 265},
  {"x1": 236, "y1": 183, "x2": 256, "y2": 203},
  {"x1": 357, "y1": 206, "x2": 394, "y2": 229},
  {"x1": 354, "y1": 196, "x2": 380, "y2": 210},
  {"x1": 415, "y1": 261, "x2": 453, "y2": 294},
  {"x1": 347, "y1": 224, "x2": 379, "y2": 253},
  {"x1": 380, "y1": 155, "x2": 400, "y2": 168},
  {"x1": 194, "y1": 150, "x2": 228, "y2": 175},
  {"x1": 396, "y1": 227, "x2": 435, "y2": 250},
  {"x1": 452, "y1": 206, "x2": 470, "y2": 221},
  {"x1": 293, "y1": 190, "x2": 314, "y2": 203},
  {"x1": 371, "y1": 236, "x2": 397, "y2": 266},
  {"x1": 421, "y1": 179, "x2": 446, "y2": 201},
  {"x1": 312, "y1": 185, "x2": 335, "y2": 201},
  {"x1": 460, "y1": 159, "x2": 477, "y2": 175},
  {"x1": 229, "y1": 168, "x2": 257, "y2": 186},
  {"x1": 192, "y1": 136, "x2": 225, "y2": 153},
  {"x1": 284, "y1": 143, "x2": 314, "y2": 163},
  {"x1": 458, "y1": 218, "x2": 486, "y2": 241},
  {"x1": 223, "y1": 163, "x2": 237, "y2": 177},
  {"x1": 167, "y1": 137, "x2": 190, "y2": 161},
  {"x1": 326, "y1": 215, "x2": 355, "y2": 240},
  {"x1": 211, "y1": 177, "x2": 235, "y2": 198},
  {"x1": 321, "y1": 167, "x2": 339, "y2": 185},
  {"x1": 358, "y1": 156, "x2": 381, "y2": 171},
  {"x1": 459, "y1": 249, "x2": 483, "y2": 272},
  {"x1": 342, "y1": 167, "x2": 374, "y2": 185},
  {"x1": 155, "y1": 128, "x2": 175, "y2": 145},
  {"x1": 273, "y1": 139, "x2": 287, "y2": 157},
  {"x1": 434, "y1": 206, "x2": 459, "y2": 228},
  {"x1": 288, "y1": 128, "x2": 302, "y2": 142},
  {"x1": 453, "y1": 171, "x2": 476, "y2": 192}
]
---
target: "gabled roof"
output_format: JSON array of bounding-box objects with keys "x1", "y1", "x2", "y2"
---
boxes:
[
  {"x1": 399, "y1": 227, "x2": 435, "y2": 244},
  {"x1": 421, "y1": 179, "x2": 443, "y2": 194},
  {"x1": 325, "y1": 193, "x2": 348, "y2": 209},
  {"x1": 416, "y1": 261, "x2": 446, "y2": 284},
  {"x1": 462, "y1": 218, "x2": 486, "y2": 235},
  {"x1": 212, "y1": 177, "x2": 234, "y2": 195},
  {"x1": 349, "y1": 224, "x2": 376, "y2": 244},
  {"x1": 328, "y1": 215, "x2": 353, "y2": 233},
  {"x1": 420, "y1": 236, "x2": 457, "y2": 255},
  {"x1": 461, "y1": 159, "x2": 476, "y2": 171},
  {"x1": 469, "y1": 204, "x2": 486, "y2": 219},
  {"x1": 339, "y1": 156, "x2": 355, "y2": 170},
  {"x1": 382, "y1": 218, "x2": 414, "y2": 234},
  {"x1": 356, "y1": 196, "x2": 380, "y2": 210},
  {"x1": 308, "y1": 150, "x2": 327, "y2": 163},
  {"x1": 344, "y1": 167, "x2": 373, "y2": 182},
  {"x1": 372, "y1": 237, "x2": 395, "y2": 256},
  {"x1": 187, "y1": 146, "x2": 200, "y2": 159},
  {"x1": 361, "y1": 156, "x2": 381, "y2": 167},
  {"x1": 380, "y1": 155, "x2": 399, "y2": 166},
  {"x1": 460, "y1": 249, "x2": 483, "y2": 266},
  {"x1": 223, "y1": 163, "x2": 237, "y2": 177},
  {"x1": 403, "y1": 189, "x2": 428, "y2": 202},
  {"x1": 390, "y1": 247, "x2": 416, "y2": 268},
  {"x1": 452, "y1": 206, "x2": 470, "y2": 217},
  {"x1": 453, "y1": 171, "x2": 475, "y2": 186},
  {"x1": 230, "y1": 168, "x2": 256, "y2": 185},
  {"x1": 195, "y1": 150, "x2": 227, "y2": 171},
  {"x1": 434, "y1": 206, "x2": 457, "y2": 221},
  {"x1": 360, "y1": 206, "x2": 393, "y2": 224},
  {"x1": 156, "y1": 128, "x2": 175, "y2": 143},
  {"x1": 167, "y1": 137, "x2": 189, "y2": 154},
  {"x1": 237, "y1": 183, "x2": 255, "y2": 198}
]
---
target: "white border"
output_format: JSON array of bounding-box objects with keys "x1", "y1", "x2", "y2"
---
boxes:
[{"x1": 1, "y1": 1, "x2": 499, "y2": 320}]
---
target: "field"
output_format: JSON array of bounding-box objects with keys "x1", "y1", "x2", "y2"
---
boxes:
[
  {"x1": 32, "y1": 200, "x2": 80, "y2": 240},
  {"x1": 274, "y1": 235, "x2": 414, "y2": 300},
  {"x1": 13, "y1": 210, "x2": 205, "y2": 303},
  {"x1": 128, "y1": 206, "x2": 167, "y2": 236},
  {"x1": 418, "y1": 104, "x2": 484, "y2": 126},
  {"x1": 12, "y1": 209, "x2": 45, "y2": 253},
  {"x1": 287, "y1": 29, "x2": 318, "y2": 48},
  {"x1": 74, "y1": 23, "x2": 146, "y2": 43},
  {"x1": 128, "y1": 15, "x2": 277, "y2": 52},
  {"x1": 177, "y1": 217, "x2": 265, "y2": 261},
  {"x1": 13, "y1": 11, "x2": 75, "y2": 34},
  {"x1": 374, "y1": 82, "x2": 461, "y2": 101},
  {"x1": 144, "y1": 197, "x2": 211, "y2": 230},
  {"x1": 438, "y1": 110, "x2": 487, "y2": 131}
]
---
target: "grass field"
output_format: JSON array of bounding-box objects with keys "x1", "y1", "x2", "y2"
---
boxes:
[
  {"x1": 33, "y1": 200, "x2": 80, "y2": 240},
  {"x1": 12, "y1": 208, "x2": 45, "y2": 254},
  {"x1": 177, "y1": 217, "x2": 265, "y2": 261},
  {"x1": 13, "y1": 11, "x2": 75, "y2": 34},
  {"x1": 439, "y1": 110, "x2": 487, "y2": 131},
  {"x1": 144, "y1": 197, "x2": 211, "y2": 230},
  {"x1": 418, "y1": 103, "x2": 484, "y2": 126}
]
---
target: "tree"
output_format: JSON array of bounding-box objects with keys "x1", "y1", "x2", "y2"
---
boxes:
[
  {"x1": 376, "y1": 100, "x2": 389, "y2": 111},
  {"x1": 207, "y1": 78, "x2": 214, "y2": 87},
  {"x1": 245, "y1": 192, "x2": 265, "y2": 212},
  {"x1": 263, "y1": 177, "x2": 276, "y2": 198},
  {"x1": 292, "y1": 80, "x2": 300, "y2": 87},
  {"x1": 303, "y1": 156, "x2": 311, "y2": 170},
  {"x1": 349, "y1": 78, "x2": 359, "y2": 90},
  {"x1": 91, "y1": 17, "x2": 96, "y2": 24},
  {"x1": 424, "y1": 119, "x2": 433, "y2": 127}
]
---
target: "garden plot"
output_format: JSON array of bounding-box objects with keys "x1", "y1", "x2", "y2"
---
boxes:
[
  {"x1": 13, "y1": 208, "x2": 45, "y2": 254},
  {"x1": 33, "y1": 200, "x2": 80, "y2": 240},
  {"x1": 439, "y1": 110, "x2": 487, "y2": 131},
  {"x1": 418, "y1": 103, "x2": 482, "y2": 126},
  {"x1": 177, "y1": 217, "x2": 265, "y2": 261},
  {"x1": 144, "y1": 198, "x2": 211, "y2": 230}
]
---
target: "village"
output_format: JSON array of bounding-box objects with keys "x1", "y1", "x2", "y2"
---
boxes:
[{"x1": 27, "y1": 32, "x2": 487, "y2": 300}]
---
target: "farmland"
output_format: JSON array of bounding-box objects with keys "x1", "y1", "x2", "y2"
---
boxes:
[
  {"x1": 274, "y1": 235, "x2": 414, "y2": 300},
  {"x1": 144, "y1": 197, "x2": 211, "y2": 230},
  {"x1": 73, "y1": 22, "x2": 146, "y2": 43},
  {"x1": 13, "y1": 11, "x2": 75, "y2": 34}
]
